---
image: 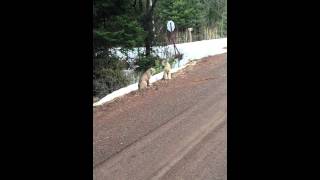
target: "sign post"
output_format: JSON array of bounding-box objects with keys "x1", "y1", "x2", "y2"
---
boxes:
[{"x1": 166, "y1": 20, "x2": 182, "y2": 67}]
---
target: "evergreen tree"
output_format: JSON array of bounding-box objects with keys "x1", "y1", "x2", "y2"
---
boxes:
[{"x1": 156, "y1": 0, "x2": 202, "y2": 31}]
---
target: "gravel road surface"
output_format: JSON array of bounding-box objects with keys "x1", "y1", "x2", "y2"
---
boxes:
[{"x1": 93, "y1": 53, "x2": 227, "y2": 180}]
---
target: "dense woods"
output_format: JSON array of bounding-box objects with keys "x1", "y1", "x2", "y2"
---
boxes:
[{"x1": 93, "y1": 0, "x2": 227, "y2": 100}]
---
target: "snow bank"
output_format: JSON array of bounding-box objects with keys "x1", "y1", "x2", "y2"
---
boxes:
[
  {"x1": 93, "y1": 38, "x2": 227, "y2": 107},
  {"x1": 170, "y1": 38, "x2": 227, "y2": 68}
]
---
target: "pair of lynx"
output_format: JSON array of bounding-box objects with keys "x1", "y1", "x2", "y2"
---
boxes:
[{"x1": 138, "y1": 60, "x2": 172, "y2": 90}]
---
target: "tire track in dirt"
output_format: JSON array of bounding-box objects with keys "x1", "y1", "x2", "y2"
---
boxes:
[{"x1": 93, "y1": 53, "x2": 227, "y2": 179}]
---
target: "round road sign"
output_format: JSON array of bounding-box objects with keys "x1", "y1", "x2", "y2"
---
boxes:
[{"x1": 167, "y1": 20, "x2": 175, "y2": 32}]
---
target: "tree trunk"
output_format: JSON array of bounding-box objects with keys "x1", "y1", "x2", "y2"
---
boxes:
[
  {"x1": 142, "y1": 0, "x2": 158, "y2": 56},
  {"x1": 185, "y1": 29, "x2": 188, "y2": 42},
  {"x1": 188, "y1": 28, "x2": 192, "y2": 42}
]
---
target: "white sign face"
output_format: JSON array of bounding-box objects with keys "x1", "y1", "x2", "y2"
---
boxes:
[{"x1": 167, "y1": 20, "x2": 175, "y2": 32}]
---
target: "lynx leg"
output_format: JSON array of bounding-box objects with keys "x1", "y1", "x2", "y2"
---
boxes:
[{"x1": 163, "y1": 72, "x2": 168, "y2": 80}]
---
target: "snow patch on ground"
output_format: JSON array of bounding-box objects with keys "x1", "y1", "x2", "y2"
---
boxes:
[{"x1": 93, "y1": 38, "x2": 227, "y2": 106}]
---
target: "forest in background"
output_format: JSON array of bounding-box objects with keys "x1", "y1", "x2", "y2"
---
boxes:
[{"x1": 93, "y1": 0, "x2": 227, "y2": 100}]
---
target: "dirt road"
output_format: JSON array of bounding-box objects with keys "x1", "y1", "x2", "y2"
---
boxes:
[{"x1": 93, "y1": 53, "x2": 227, "y2": 180}]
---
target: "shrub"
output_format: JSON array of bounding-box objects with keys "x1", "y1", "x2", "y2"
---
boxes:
[
  {"x1": 93, "y1": 56, "x2": 130, "y2": 98},
  {"x1": 135, "y1": 55, "x2": 157, "y2": 73}
]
